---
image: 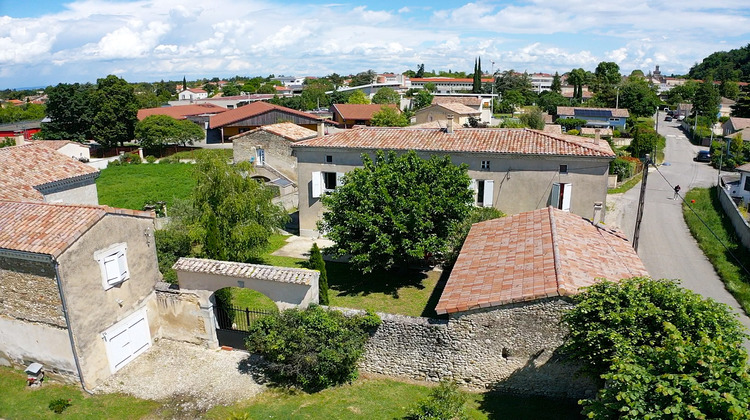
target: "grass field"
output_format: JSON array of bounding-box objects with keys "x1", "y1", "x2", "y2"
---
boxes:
[
  {"x1": 683, "y1": 187, "x2": 750, "y2": 314},
  {"x1": 608, "y1": 172, "x2": 642, "y2": 194},
  {"x1": 96, "y1": 163, "x2": 195, "y2": 210},
  {"x1": 206, "y1": 376, "x2": 583, "y2": 420},
  {"x1": 168, "y1": 148, "x2": 232, "y2": 161},
  {"x1": 0, "y1": 367, "x2": 159, "y2": 419}
]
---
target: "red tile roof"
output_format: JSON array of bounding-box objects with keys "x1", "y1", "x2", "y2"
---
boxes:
[
  {"x1": 0, "y1": 201, "x2": 153, "y2": 258},
  {"x1": 0, "y1": 144, "x2": 99, "y2": 201},
  {"x1": 432, "y1": 96, "x2": 482, "y2": 107},
  {"x1": 30, "y1": 140, "x2": 86, "y2": 150},
  {"x1": 331, "y1": 104, "x2": 398, "y2": 121},
  {"x1": 419, "y1": 103, "x2": 480, "y2": 116},
  {"x1": 173, "y1": 257, "x2": 318, "y2": 285},
  {"x1": 230, "y1": 122, "x2": 317, "y2": 142},
  {"x1": 209, "y1": 102, "x2": 324, "y2": 129},
  {"x1": 137, "y1": 104, "x2": 227, "y2": 121},
  {"x1": 187, "y1": 88, "x2": 207, "y2": 93},
  {"x1": 292, "y1": 127, "x2": 615, "y2": 158},
  {"x1": 557, "y1": 106, "x2": 630, "y2": 118},
  {"x1": 436, "y1": 207, "x2": 649, "y2": 314}
]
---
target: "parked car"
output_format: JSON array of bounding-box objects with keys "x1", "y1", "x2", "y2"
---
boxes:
[
  {"x1": 665, "y1": 116, "x2": 673, "y2": 122},
  {"x1": 694, "y1": 150, "x2": 711, "y2": 162}
]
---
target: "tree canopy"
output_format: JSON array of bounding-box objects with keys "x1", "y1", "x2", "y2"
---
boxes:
[
  {"x1": 618, "y1": 77, "x2": 660, "y2": 118},
  {"x1": 320, "y1": 150, "x2": 474, "y2": 273},
  {"x1": 349, "y1": 70, "x2": 376, "y2": 87},
  {"x1": 688, "y1": 43, "x2": 750, "y2": 82},
  {"x1": 0, "y1": 103, "x2": 45, "y2": 124},
  {"x1": 91, "y1": 75, "x2": 139, "y2": 148},
  {"x1": 371, "y1": 87, "x2": 400, "y2": 105},
  {"x1": 731, "y1": 96, "x2": 750, "y2": 118},
  {"x1": 135, "y1": 115, "x2": 205, "y2": 154},
  {"x1": 347, "y1": 90, "x2": 370, "y2": 104},
  {"x1": 40, "y1": 82, "x2": 96, "y2": 141},
  {"x1": 694, "y1": 76, "x2": 722, "y2": 123},
  {"x1": 411, "y1": 90, "x2": 433, "y2": 110},
  {"x1": 370, "y1": 106, "x2": 408, "y2": 127},
  {"x1": 563, "y1": 277, "x2": 750, "y2": 419}
]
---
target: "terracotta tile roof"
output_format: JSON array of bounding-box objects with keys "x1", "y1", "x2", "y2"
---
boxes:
[
  {"x1": 557, "y1": 106, "x2": 630, "y2": 118},
  {"x1": 432, "y1": 96, "x2": 482, "y2": 107},
  {"x1": 292, "y1": 127, "x2": 615, "y2": 158},
  {"x1": 137, "y1": 104, "x2": 227, "y2": 121},
  {"x1": 0, "y1": 201, "x2": 153, "y2": 258},
  {"x1": 0, "y1": 144, "x2": 99, "y2": 201},
  {"x1": 187, "y1": 88, "x2": 207, "y2": 93},
  {"x1": 409, "y1": 121, "x2": 446, "y2": 129},
  {"x1": 736, "y1": 162, "x2": 750, "y2": 172},
  {"x1": 436, "y1": 207, "x2": 649, "y2": 314},
  {"x1": 172, "y1": 257, "x2": 319, "y2": 285},
  {"x1": 209, "y1": 102, "x2": 324, "y2": 129},
  {"x1": 230, "y1": 122, "x2": 317, "y2": 142},
  {"x1": 331, "y1": 104, "x2": 398, "y2": 121},
  {"x1": 419, "y1": 103, "x2": 480, "y2": 116},
  {"x1": 30, "y1": 140, "x2": 85, "y2": 150}
]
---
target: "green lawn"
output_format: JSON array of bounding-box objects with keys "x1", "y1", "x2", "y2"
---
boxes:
[
  {"x1": 0, "y1": 367, "x2": 159, "y2": 420},
  {"x1": 167, "y1": 148, "x2": 232, "y2": 161},
  {"x1": 608, "y1": 172, "x2": 642, "y2": 194},
  {"x1": 97, "y1": 163, "x2": 195, "y2": 210},
  {"x1": 206, "y1": 376, "x2": 583, "y2": 420},
  {"x1": 683, "y1": 187, "x2": 750, "y2": 314}
]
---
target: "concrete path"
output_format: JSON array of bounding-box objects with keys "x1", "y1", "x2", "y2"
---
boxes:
[
  {"x1": 605, "y1": 120, "x2": 750, "y2": 340},
  {"x1": 271, "y1": 235, "x2": 336, "y2": 260}
]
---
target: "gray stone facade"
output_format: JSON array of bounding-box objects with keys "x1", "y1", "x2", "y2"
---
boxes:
[
  {"x1": 233, "y1": 130, "x2": 298, "y2": 183},
  {"x1": 0, "y1": 267, "x2": 64, "y2": 327},
  {"x1": 357, "y1": 298, "x2": 595, "y2": 398}
]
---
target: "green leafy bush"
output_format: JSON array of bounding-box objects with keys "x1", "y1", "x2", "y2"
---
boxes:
[
  {"x1": 563, "y1": 277, "x2": 750, "y2": 419},
  {"x1": 555, "y1": 117, "x2": 586, "y2": 130},
  {"x1": 309, "y1": 243, "x2": 329, "y2": 305},
  {"x1": 145, "y1": 155, "x2": 156, "y2": 163},
  {"x1": 48, "y1": 398, "x2": 72, "y2": 414},
  {"x1": 154, "y1": 228, "x2": 191, "y2": 284},
  {"x1": 566, "y1": 129, "x2": 579, "y2": 136},
  {"x1": 405, "y1": 381, "x2": 469, "y2": 420},
  {"x1": 246, "y1": 305, "x2": 381, "y2": 392},
  {"x1": 159, "y1": 157, "x2": 173, "y2": 164}
]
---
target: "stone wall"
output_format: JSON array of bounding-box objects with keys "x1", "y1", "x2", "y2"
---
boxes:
[
  {"x1": 233, "y1": 131, "x2": 297, "y2": 182},
  {"x1": 0, "y1": 266, "x2": 64, "y2": 328},
  {"x1": 149, "y1": 286, "x2": 218, "y2": 348},
  {"x1": 358, "y1": 298, "x2": 595, "y2": 398}
]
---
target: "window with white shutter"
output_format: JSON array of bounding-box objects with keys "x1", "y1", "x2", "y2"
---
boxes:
[{"x1": 95, "y1": 243, "x2": 130, "y2": 290}]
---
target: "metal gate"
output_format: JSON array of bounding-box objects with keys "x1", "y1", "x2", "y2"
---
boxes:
[{"x1": 214, "y1": 305, "x2": 276, "y2": 349}]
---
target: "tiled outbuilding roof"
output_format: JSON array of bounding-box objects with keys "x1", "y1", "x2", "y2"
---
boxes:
[
  {"x1": 209, "y1": 102, "x2": 324, "y2": 129},
  {"x1": 172, "y1": 257, "x2": 318, "y2": 285},
  {"x1": 292, "y1": 127, "x2": 615, "y2": 158},
  {"x1": 556, "y1": 106, "x2": 630, "y2": 118},
  {"x1": 30, "y1": 140, "x2": 86, "y2": 150},
  {"x1": 0, "y1": 144, "x2": 99, "y2": 201},
  {"x1": 435, "y1": 207, "x2": 648, "y2": 315},
  {"x1": 432, "y1": 96, "x2": 482, "y2": 107},
  {"x1": 137, "y1": 104, "x2": 227, "y2": 120},
  {"x1": 0, "y1": 201, "x2": 153, "y2": 258},
  {"x1": 230, "y1": 122, "x2": 318, "y2": 142},
  {"x1": 728, "y1": 117, "x2": 750, "y2": 131},
  {"x1": 331, "y1": 104, "x2": 398, "y2": 121},
  {"x1": 418, "y1": 103, "x2": 480, "y2": 116}
]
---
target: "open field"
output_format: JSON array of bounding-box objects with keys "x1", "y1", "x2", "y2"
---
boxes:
[{"x1": 96, "y1": 163, "x2": 195, "y2": 210}]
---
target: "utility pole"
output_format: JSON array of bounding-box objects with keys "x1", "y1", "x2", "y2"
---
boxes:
[
  {"x1": 632, "y1": 154, "x2": 651, "y2": 252},
  {"x1": 491, "y1": 60, "x2": 496, "y2": 124}
]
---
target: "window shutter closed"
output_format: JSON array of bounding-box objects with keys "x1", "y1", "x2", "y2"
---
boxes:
[
  {"x1": 311, "y1": 171, "x2": 322, "y2": 198},
  {"x1": 561, "y1": 183, "x2": 572, "y2": 212},
  {"x1": 104, "y1": 255, "x2": 120, "y2": 283},
  {"x1": 117, "y1": 251, "x2": 129, "y2": 281},
  {"x1": 336, "y1": 172, "x2": 345, "y2": 187},
  {"x1": 483, "y1": 180, "x2": 494, "y2": 207}
]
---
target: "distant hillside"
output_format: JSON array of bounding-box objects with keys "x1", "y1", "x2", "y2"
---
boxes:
[{"x1": 688, "y1": 44, "x2": 750, "y2": 82}]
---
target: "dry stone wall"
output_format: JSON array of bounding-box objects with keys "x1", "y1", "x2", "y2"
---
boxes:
[
  {"x1": 356, "y1": 297, "x2": 596, "y2": 399},
  {"x1": 0, "y1": 265, "x2": 65, "y2": 327}
]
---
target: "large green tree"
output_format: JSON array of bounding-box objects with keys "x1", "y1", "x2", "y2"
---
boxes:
[
  {"x1": 731, "y1": 96, "x2": 750, "y2": 117},
  {"x1": 618, "y1": 78, "x2": 660, "y2": 118},
  {"x1": 189, "y1": 154, "x2": 289, "y2": 262},
  {"x1": 349, "y1": 70, "x2": 376, "y2": 87},
  {"x1": 370, "y1": 106, "x2": 408, "y2": 127},
  {"x1": 347, "y1": 90, "x2": 370, "y2": 104},
  {"x1": 320, "y1": 150, "x2": 473, "y2": 273},
  {"x1": 563, "y1": 277, "x2": 750, "y2": 419},
  {"x1": 135, "y1": 115, "x2": 205, "y2": 154},
  {"x1": 665, "y1": 80, "x2": 699, "y2": 106},
  {"x1": 411, "y1": 89, "x2": 433, "y2": 110},
  {"x1": 567, "y1": 68, "x2": 587, "y2": 101},
  {"x1": 40, "y1": 82, "x2": 96, "y2": 141},
  {"x1": 91, "y1": 75, "x2": 139, "y2": 147},
  {"x1": 537, "y1": 90, "x2": 568, "y2": 114},
  {"x1": 550, "y1": 72, "x2": 562, "y2": 93},
  {"x1": 0, "y1": 103, "x2": 45, "y2": 124},
  {"x1": 371, "y1": 87, "x2": 400, "y2": 105},
  {"x1": 694, "y1": 76, "x2": 722, "y2": 123}
]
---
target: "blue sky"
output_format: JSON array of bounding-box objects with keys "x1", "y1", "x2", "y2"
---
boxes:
[{"x1": 1, "y1": 0, "x2": 749, "y2": 89}]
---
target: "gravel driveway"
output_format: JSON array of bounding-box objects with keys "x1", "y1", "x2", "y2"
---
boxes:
[{"x1": 94, "y1": 339, "x2": 265, "y2": 414}]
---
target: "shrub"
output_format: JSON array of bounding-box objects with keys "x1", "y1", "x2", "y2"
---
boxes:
[
  {"x1": 405, "y1": 381, "x2": 469, "y2": 420},
  {"x1": 555, "y1": 117, "x2": 586, "y2": 130},
  {"x1": 48, "y1": 398, "x2": 72, "y2": 414},
  {"x1": 566, "y1": 129, "x2": 579, "y2": 136},
  {"x1": 159, "y1": 157, "x2": 173, "y2": 164},
  {"x1": 309, "y1": 243, "x2": 329, "y2": 305},
  {"x1": 107, "y1": 159, "x2": 122, "y2": 167},
  {"x1": 145, "y1": 155, "x2": 156, "y2": 163},
  {"x1": 246, "y1": 305, "x2": 381, "y2": 391},
  {"x1": 154, "y1": 228, "x2": 192, "y2": 284}
]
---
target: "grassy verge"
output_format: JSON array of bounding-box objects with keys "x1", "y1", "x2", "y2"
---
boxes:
[
  {"x1": 97, "y1": 163, "x2": 195, "y2": 210},
  {"x1": 206, "y1": 376, "x2": 583, "y2": 420},
  {"x1": 682, "y1": 187, "x2": 750, "y2": 314},
  {"x1": 0, "y1": 367, "x2": 159, "y2": 419},
  {"x1": 169, "y1": 148, "x2": 232, "y2": 161},
  {"x1": 608, "y1": 172, "x2": 642, "y2": 194}
]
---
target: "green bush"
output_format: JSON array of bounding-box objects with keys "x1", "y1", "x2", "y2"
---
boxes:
[
  {"x1": 566, "y1": 129, "x2": 579, "y2": 136},
  {"x1": 609, "y1": 157, "x2": 639, "y2": 181},
  {"x1": 154, "y1": 228, "x2": 192, "y2": 284},
  {"x1": 405, "y1": 381, "x2": 469, "y2": 420},
  {"x1": 145, "y1": 155, "x2": 156, "y2": 163},
  {"x1": 159, "y1": 157, "x2": 173, "y2": 164},
  {"x1": 246, "y1": 305, "x2": 381, "y2": 392},
  {"x1": 555, "y1": 117, "x2": 586, "y2": 130},
  {"x1": 309, "y1": 243, "x2": 329, "y2": 305},
  {"x1": 48, "y1": 398, "x2": 72, "y2": 414}
]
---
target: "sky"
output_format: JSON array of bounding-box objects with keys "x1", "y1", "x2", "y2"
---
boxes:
[{"x1": 0, "y1": 0, "x2": 749, "y2": 89}]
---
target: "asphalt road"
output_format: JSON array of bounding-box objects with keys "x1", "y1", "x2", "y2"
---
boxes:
[{"x1": 606, "y1": 118, "x2": 750, "y2": 338}]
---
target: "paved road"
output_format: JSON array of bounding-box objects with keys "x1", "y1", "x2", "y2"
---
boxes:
[{"x1": 606, "y1": 119, "x2": 750, "y2": 338}]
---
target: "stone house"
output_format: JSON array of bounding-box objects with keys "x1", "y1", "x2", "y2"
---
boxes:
[
  {"x1": 208, "y1": 102, "x2": 328, "y2": 143},
  {"x1": 414, "y1": 102, "x2": 481, "y2": 126},
  {"x1": 330, "y1": 103, "x2": 399, "y2": 128},
  {"x1": 556, "y1": 106, "x2": 629, "y2": 131},
  {"x1": 291, "y1": 124, "x2": 615, "y2": 237},
  {"x1": 0, "y1": 201, "x2": 162, "y2": 388},
  {"x1": 722, "y1": 117, "x2": 750, "y2": 137},
  {"x1": 0, "y1": 143, "x2": 99, "y2": 205},
  {"x1": 431, "y1": 95, "x2": 491, "y2": 123}
]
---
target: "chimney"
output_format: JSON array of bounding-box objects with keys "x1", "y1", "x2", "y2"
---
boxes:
[
  {"x1": 317, "y1": 121, "x2": 324, "y2": 137},
  {"x1": 592, "y1": 201, "x2": 603, "y2": 224},
  {"x1": 446, "y1": 115, "x2": 454, "y2": 134},
  {"x1": 594, "y1": 128, "x2": 601, "y2": 145},
  {"x1": 14, "y1": 133, "x2": 24, "y2": 146}
]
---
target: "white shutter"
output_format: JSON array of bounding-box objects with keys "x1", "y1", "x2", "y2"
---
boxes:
[
  {"x1": 104, "y1": 255, "x2": 120, "y2": 284},
  {"x1": 117, "y1": 251, "x2": 129, "y2": 282},
  {"x1": 561, "y1": 183, "x2": 572, "y2": 212},
  {"x1": 311, "y1": 171, "x2": 322, "y2": 198},
  {"x1": 469, "y1": 179, "x2": 477, "y2": 206},
  {"x1": 336, "y1": 172, "x2": 345, "y2": 187},
  {"x1": 483, "y1": 180, "x2": 494, "y2": 207},
  {"x1": 551, "y1": 183, "x2": 561, "y2": 209}
]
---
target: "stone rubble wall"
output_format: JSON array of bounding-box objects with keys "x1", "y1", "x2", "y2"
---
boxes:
[
  {"x1": 356, "y1": 298, "x2": 596, "y2": 399},
  {"x1": 0, "y1": 264, "x2": 65, "y2": 328}
]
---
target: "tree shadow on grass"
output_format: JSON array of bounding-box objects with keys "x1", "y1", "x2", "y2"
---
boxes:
[
  {"x1": 420, "y1": 267, "x2": 451, "y2": 318},
  {"x1": 325, "y1": 262, "x2": 429, "y2": 299}
]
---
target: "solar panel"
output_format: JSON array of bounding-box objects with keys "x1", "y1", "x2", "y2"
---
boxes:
[{"x1": 574, "y1": 109, "x2": 612, "y2": 118}]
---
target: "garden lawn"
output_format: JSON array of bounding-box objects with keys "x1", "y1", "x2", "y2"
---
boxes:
[
  {"x1": 608, "y1": 172, "x2": 642, "y2": 194},
  {"x1": 168, "y1": 148, "x2": 232, "y2": 161},
  {"x1": 0, "y1": 367, "x2": 159, "y2": 420},
  {"x1": 96, "y1": 163, "x2": 195, "y2": 210},
  {"x1": 683, "y1": 187, "x2": 750, "y2": 314},
  {"x1": 206, "y1": 376, "x2": 583, "y2": 420}
]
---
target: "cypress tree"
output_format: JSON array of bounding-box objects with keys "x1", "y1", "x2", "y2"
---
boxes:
[
  {"x1": 309, "y1": 243, "x2": 329, "y2": 305},
  {"x1": 182, "y1": 76, "x2": 187, "y2": 91}
]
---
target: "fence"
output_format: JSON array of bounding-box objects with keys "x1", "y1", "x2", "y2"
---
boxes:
[{"x1": 214, "y1": 305, "x2": 276, "y2": 332}]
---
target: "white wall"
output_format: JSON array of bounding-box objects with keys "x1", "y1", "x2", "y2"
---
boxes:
[{"x1": 0, "y1": 316, "x2": 76, "y2": 375}]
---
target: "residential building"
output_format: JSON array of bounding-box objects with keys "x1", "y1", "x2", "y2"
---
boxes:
[
  {"x1": 292, "y1": 124, "x2": 615, "y2": 237},
  {"x1": 207, "y1": 102, "x2": 329, "y2": 142},
  {"x1": 31, "y1": 140, "x2": 91, "y2": 162},
  {"x1": 560, "y1": 86, "x2": 594, "y2": 102},
  {"x1": 409, "y1": 77, "x2": 493, "y2": 94},
  {"x1": 137, "y1": 104, "x2": 227, "y2": 129},
  {"x1": 178, "y1": 88, "x2": 208, "y2": 102},
  {"x1": 0, "y1": 119, "x2": 43, "y2": 141},
  {"x1": 722, "y1": 117, "x2": 750, "y2": 137},
  {"x1": 0, "y1": 200, "x2": 160, "y2": 388},
  {"x1": 436, "y1": 206, "x2": 648, "y2": 315},
  {"x1": 530, "y1": 73, "x2": 554, "y2": 93},
  {"x1": 556, "y1": 106, "x2": 630, "y2": 131},
  {"x1": 432, "y1": 95, "x2": 491, "y2": 122},
  {"x1": 720, "y1": 97, "x2": 736, "y2": 118},
  {"x1": 414, "y1": 102, "x2": 481, "y2": 126},
  {"x1": 0, "y1": 143, "x2": 99, "y2": 204},
  {"x1": 728, "y1": 163, "x2": 750, "y2": 206},
  {"x1": 330, "y1": 104, "x2": 399, "y2": 127}
]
